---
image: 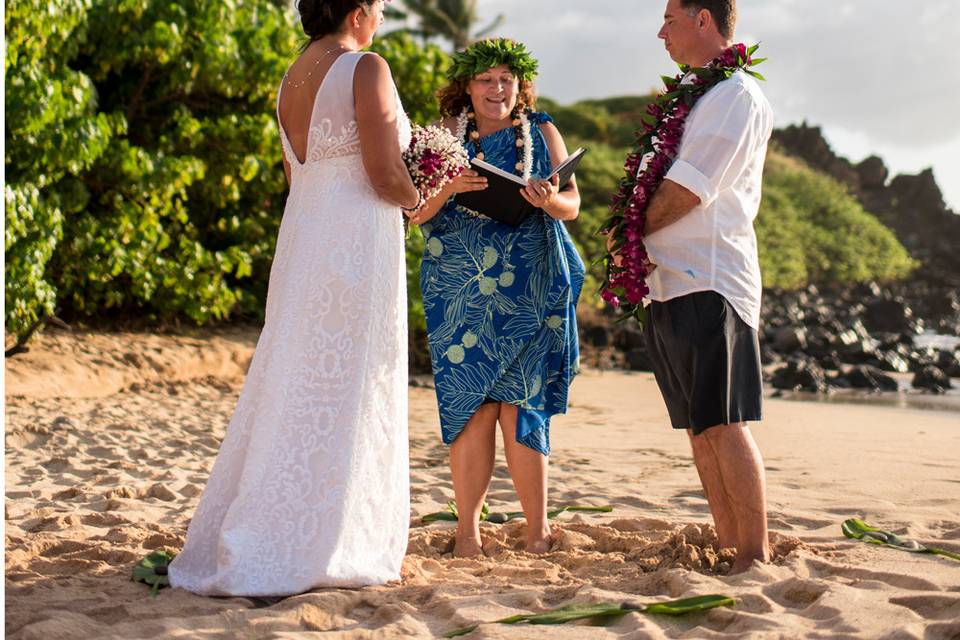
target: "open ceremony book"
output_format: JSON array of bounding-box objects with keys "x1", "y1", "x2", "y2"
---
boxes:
[{"x1": 455, "y1": 147, "x2": 588, "y2": 227}]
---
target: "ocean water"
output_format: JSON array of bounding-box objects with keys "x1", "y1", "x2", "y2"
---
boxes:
[
  {"x1": 914, "y1": 331, "x2": 960, "y2": 352},
  {"x1": 770, "y1": 331, "x2": 960, "y2": 413}
]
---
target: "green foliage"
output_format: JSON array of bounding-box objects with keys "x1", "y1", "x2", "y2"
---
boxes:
[
  {"x1": 446, "y1": 37, "x2": 538, "y2": 81},
  {"x1": 387, "y1": 0, "x2": 504, "y2": 51},
  {"x1": 370, "y1": 32, "x2": 451, "y2": 358},
  {"x1": 5, "y1": 0, "x2": 121, "y2": 335},
  {"x1": 757, "y1": 151, "x2": 916, "y2": 287},
  {"x1": 131, "y1": 550, "x2": 176, "y2": 596},
  {"x1": 370, "y1": 32, "x2": 450, "y2": 125},
  {"x1": 444, "y1": 595, "x2": 736, "y2": 638},
  {"x1": 5, "y1": 0, "x2": 298, "y2": 337},
  {"x1": 557, "y1": 139, "x2": 627, "y2": 305},
  {"x1": 5, "y1": 6, "x2": 458, "y2": 340}
]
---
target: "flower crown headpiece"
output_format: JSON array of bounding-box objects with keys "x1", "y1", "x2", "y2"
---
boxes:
[{"x1": 447, "y1": 38, "x2": 539, "y2": 82}]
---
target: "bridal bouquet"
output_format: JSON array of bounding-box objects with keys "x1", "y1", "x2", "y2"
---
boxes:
[{"x1": 402, "y1": 124, "x2": 470, "y2": 211}]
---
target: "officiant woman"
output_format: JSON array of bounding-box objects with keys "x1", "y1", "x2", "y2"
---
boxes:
[{"x1": 407, "y1": 39, "x2": 585, "y2": 557}]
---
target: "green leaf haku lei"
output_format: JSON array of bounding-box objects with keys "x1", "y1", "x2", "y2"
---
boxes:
[{"x1": 447, "y1": 38, "x2": 539, "y2": 82}]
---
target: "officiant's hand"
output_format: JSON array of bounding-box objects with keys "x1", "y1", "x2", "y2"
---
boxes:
[
  {"x1": 521, "y1": 174, "x2": 560, "y2": 211},
  {"x1": 406, "y1": 170, "x2": 487, "y2": 226},
  {"x1": 447, "y1": 170, "x2": 488, "y2": 195}
]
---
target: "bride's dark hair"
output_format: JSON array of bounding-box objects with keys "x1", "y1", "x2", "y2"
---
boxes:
[{"x1": 297, "y1": 0, "x2": 375, "y2": 43}]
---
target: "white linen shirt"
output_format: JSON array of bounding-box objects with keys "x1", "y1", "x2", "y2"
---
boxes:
[{"x1": 644, "y1": 70, "x2": 773, "y2": 329}]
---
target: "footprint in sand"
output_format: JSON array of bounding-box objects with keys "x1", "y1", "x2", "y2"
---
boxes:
[
  {"x1": 890, "y1": 595, "x2": 960, "y2": 621},
  {"x1": 764, "y1": 577, "x2": 829, "y2": 608}
]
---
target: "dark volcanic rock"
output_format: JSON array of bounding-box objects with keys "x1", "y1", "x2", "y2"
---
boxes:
[
  {"x1": 834, "y1": 333, "x2": 877, "y2": 364},
  {"x1": 584, "y1": 326, "x2": 611, "y2": 348},
  {"x1": 870, "y1": 348, "x2": 911, "y2": 374},
  {"x1": 937, "y1": 350, "x2": 960, "y2": 378},
  {"x1": 625, "y1": 348, "x2": 654, "y2": 372},
  {"x1": 862, "y1": 298, "x2": 921, "y2": 335},
  {"x1": 760, "y1": 344, "x2": 781, "y2": 365},
  {"x1": 856, "y1": 155, "x2": 888, "y2": 190},
  {"x1": 773, "y1": 326, "x2": 807, "y2": 353},
  {"x1": 912, "y1": 365, "x2": 953, "y2": 393},
  {"x1": 817, "y1": 353, "x2": 844, "y2": 371},
  {"x1": 843, "y1": 365, "x2": 899, "y2": 392},
  {"x1": 771, "y1": 359, "x2": 828, "y2": 393},
  {"x1": 908, "y1": 347, "x2": 938, "y2": 373},
  {"x1": 614, "y1": 327, "x2": 646, "y2": 352}
]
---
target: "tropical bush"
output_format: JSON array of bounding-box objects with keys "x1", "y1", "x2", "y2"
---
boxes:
[
  {"x1": 5, "y1": 1, "x2": 448, "y2": 342},
  {"x1": 757, "y1": 150, "x2": 916, "y2": 288},
  {"x1": 6, "y1": 0, "x2": 297, "y2": 339}
]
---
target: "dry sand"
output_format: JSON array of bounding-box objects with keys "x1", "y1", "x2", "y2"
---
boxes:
[{"x1": 5, "y1": 328, "x2": 960, "y2": 639}]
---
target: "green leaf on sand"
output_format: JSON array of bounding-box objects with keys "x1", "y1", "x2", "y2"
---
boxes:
[
  {"x1": 132, "y1": 550, "x2": 177, "y2": 596},
  {"x1": 444, "y1": 595, "x2": 735, "y2": 637},
  {"x1": 842, "y1": 518, "x2": 960, "y2": 562}
]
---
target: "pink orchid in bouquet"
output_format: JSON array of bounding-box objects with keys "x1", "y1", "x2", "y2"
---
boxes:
[
  {"x1": 402, "y1": 124, "x2": 470, "y2": 212},
  {"x1": 599, "y1": 43, "x2": 766, "y2": 325}
]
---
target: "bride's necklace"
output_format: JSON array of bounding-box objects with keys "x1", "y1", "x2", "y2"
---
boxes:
[
  {"x1": 284, "y1": 43, "x2": 347, "y2": 89},
  {"x1": 457, "y1": 107, "x2": 533, "y2": 181}
]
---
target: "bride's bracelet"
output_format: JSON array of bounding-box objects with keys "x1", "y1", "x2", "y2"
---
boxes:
[{"x1": 401, "y1": 193, "x2": 425, "y2": 213}]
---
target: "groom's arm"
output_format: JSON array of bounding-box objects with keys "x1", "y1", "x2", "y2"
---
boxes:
[
  {"x1": 644, "y1": 180, "x2": 701, "y2": 235},
  {"x1": 647, "y1": 83, "x2": 761, "y2": 236}
]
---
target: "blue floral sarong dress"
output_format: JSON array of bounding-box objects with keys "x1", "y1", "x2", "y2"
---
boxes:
[{"x1": 419, "y1": 112, "x2": 585, "y2": 455}]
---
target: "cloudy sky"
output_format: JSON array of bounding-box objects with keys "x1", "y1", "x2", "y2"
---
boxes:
[{"x1": 464, "y1": 0, "x2": 959, "y2": 210}]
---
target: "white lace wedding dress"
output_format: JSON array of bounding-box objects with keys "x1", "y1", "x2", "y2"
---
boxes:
[{"x1": 168, "y1": 52, "x2": 411, "y2": 596}]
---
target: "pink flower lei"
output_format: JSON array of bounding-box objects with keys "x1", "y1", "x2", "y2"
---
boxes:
[{"x1": 599, "y1": 43, "x2": 766, "y2": 324}]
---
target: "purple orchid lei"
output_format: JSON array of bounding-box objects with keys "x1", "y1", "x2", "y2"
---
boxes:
[{"x1": 599, "y1": 43, "x2": 766, "y2": 324}]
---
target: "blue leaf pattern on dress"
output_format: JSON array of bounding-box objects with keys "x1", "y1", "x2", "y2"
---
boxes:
[{"x1": 419, "y1": 111, "x2": 585, "y2": 454}]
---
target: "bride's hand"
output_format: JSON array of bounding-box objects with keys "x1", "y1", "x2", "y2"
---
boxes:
[{"x1": 446, "y1": 170, "x2": 487, "y2": 195}]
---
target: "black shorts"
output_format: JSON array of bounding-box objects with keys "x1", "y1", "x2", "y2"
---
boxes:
[{"x1": 644, "y1": 290, "x2": 762, "y2": 435}]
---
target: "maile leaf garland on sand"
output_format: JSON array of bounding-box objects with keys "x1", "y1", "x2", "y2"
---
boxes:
[
  {"x1": 599, "y1": 44, "x2": 766, "y2": 325},
  {"x1": 842, "y1": 518, "x2": 960, "y2": 562},
  {"x1": 132, "y1": 550, "x2": 176, "y2": 596},
  {"x1": 444, "y1": 594, "x2": 736, "y2": 637}
]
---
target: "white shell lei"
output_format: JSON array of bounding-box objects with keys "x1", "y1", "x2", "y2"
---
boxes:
[
  {"x1": 455, "y1": 109, "x2": 469, "y2": 145},
  {"x1": 458, "y1": 107, "x2": 534, "y2": 181},
  {"x1": 519, "y1": 111, "x2": 533, "y2": 182}
]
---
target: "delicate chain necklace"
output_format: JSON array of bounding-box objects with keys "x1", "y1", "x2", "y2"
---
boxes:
[
  {"x1": 459, "y1": 107, "x2": 533, "y2": 181},
  {"x1": 284, "y1": 44, "x2": 347, "y2": 89}
]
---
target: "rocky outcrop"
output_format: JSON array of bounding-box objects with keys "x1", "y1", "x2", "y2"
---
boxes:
[{"x1": 772, "y1": 123, "x2": 960, "y2": 290}]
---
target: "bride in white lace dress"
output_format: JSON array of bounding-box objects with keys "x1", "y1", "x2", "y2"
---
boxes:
[{"x1": 168, "y1": 0, "x2": 421, "y2": 597}]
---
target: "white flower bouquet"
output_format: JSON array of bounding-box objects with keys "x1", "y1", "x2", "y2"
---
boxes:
[{"x1": 402, "y1": 124, "x2": 470, "y2": 211}]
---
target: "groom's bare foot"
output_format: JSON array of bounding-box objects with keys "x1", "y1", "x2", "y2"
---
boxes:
[
  {"x1": 729, "y1": 549, "x2": 769, "y2": 574},
  {"x1": 453, "y1": 535, "x2": 484, "y2": 558},
  {"x1": 525, "y1": 532, "x2": 553, "y2": 554}
]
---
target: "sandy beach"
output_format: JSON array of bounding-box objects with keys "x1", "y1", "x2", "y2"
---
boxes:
[{"x1": 5, "y1": 328, "x2": 960, "y2": 639}]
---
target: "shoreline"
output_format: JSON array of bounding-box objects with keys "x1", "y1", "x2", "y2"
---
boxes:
[{"x1": 7, "y1": 326, "x2": 958, "y2": 413}]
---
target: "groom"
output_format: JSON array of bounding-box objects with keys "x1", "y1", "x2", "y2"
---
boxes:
[{"x1": 642, "y1": 0, "x2": 773, "y2": 573}]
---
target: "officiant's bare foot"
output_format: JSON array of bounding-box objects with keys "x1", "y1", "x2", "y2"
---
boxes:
[{"x1": 453, "y1": 534, "x2": 484, "y2": 558}]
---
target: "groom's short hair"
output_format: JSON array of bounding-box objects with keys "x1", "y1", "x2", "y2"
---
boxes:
[{"x1": 680, "y1": 0, "x2": 737, "y2": 39}]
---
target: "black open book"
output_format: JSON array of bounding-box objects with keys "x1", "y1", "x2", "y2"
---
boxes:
[{"x1": 454, "y1": 147, "x2": 588, "y2": 227}]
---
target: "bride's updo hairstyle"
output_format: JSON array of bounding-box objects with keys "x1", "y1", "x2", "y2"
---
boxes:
[{"x1": 297, "y1": 0, "x2": 375, "y2": 42}]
